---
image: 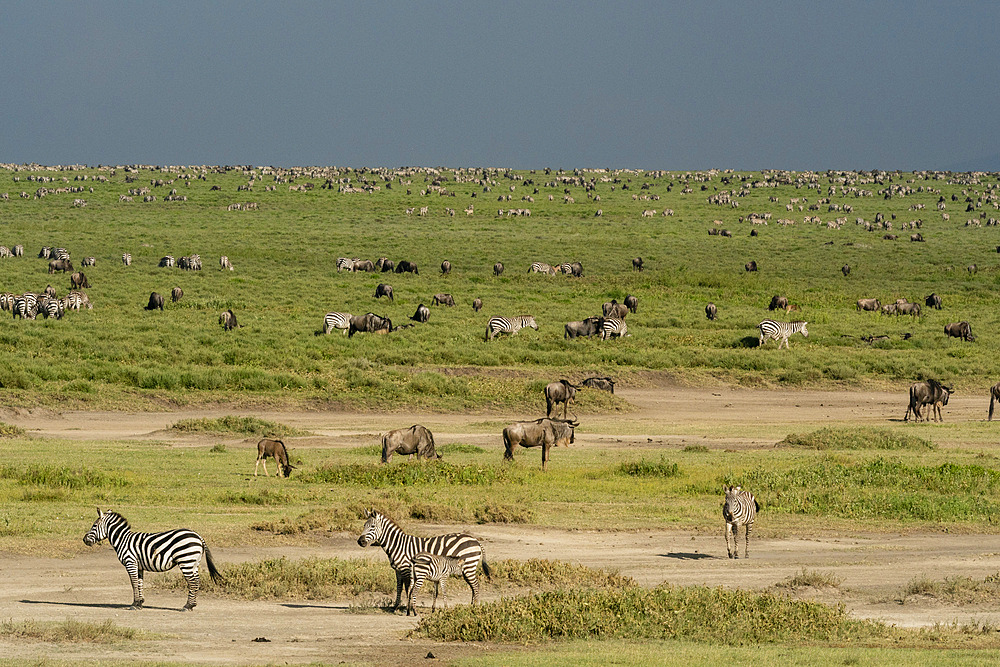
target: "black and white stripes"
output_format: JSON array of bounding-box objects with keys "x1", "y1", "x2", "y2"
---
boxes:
[
  {"x1": 757, "y1": 319, "x2": 808, "y2": 349},
  {"x1": 407, "y1": 552, "x2": 466, "y2": 615},
  {"x1": 485, "y1": 315, "x2": 538, "y2": 341},
  {"x1": 723, "y1": 485, "x2": 759, "y2": 559},
  {"x1": 82, "y1": 508, "x2": 222, "y2": 610},
  {"x1": 599, "y1": 318, "x2": 628, "y2": 340},
  {"x1": 322, "y1": 312, "x2": 352, "y2": 335},
  {"x1": 357, "y1": 509, "x2": 489, "y2": 612}
]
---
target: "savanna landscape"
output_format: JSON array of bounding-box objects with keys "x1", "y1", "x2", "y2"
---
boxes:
[{"x1": 3, "y1": 164, "x2": 1000, "y2": 666}]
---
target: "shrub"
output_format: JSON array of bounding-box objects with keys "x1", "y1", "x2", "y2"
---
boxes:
[{"x1": 778, "y1": 427, "x2": 935, "y2": 451}]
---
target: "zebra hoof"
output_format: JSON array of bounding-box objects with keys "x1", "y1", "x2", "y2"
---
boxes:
[{"x1": 128, "y1": 604, "x2": 143, "y2": 611}]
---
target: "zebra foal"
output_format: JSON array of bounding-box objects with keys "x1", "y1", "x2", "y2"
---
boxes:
[
  {"x1": 357, "y1": 509, "x2": 490, "y2": 613},
  {"x1": 757, "y1": 319, "x2": 808, "y2": 349},
  {"x1": 407, "y1": 552, "x2": 466, "y2": 615},
  {"x1": 82, "y1": 508, "x2": 222, "y2": 610},
  {"x1": 723, "y1": 485, "x2": 759, "y2": 559}
]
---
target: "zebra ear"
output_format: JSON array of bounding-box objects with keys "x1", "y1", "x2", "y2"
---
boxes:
[
  {"x1": 96, "y1": 507, "x2": 103, "y2": 517},
  {"x1": 364, "y1": 508, "x2": 372, "y2": 518}
]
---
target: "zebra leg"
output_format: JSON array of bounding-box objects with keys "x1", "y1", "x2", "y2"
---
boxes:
[
  {"x1": 182, "y1": 564, "x2": 201, "y2": 610},
  {"x1": 725, "y1": 523, "x2": 735, "y2": 559},
  {"x1": 433, "y1": 579, "x2": 445, "y2": 612},
  {"x1": 744, "y1": 524, "x2": 752, "y2": 559},
  {"x1": 407, "y1": 573, "x2": 423, "y2": 616},
  {"x1": 464, "y1": 567, "x2": 480, "y2": 605},
  {"x1": 125, "y1": 561, "x2": 144, "y2": 609},
  {"x1": 391, "y1": 570, "x2": 405, "y2": 612}
]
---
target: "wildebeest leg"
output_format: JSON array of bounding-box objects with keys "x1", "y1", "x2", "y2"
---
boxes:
[
  {"x1": 254, "y1": 458, "x2": 261, "y2": 476},
  {"x1": 541, "y1": 443, "x2": 549, "y2": 471},
  {"x1": 991, "y1": 393, "x2": 997, "y2": 421}
]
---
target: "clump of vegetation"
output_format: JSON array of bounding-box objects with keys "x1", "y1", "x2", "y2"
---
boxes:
[
  {"x1": 209, "y1": 443, "x2": 227, "y2": 453},
  {"x1": 778, "y1": 427, "x2": 935, "y2": 451},
  {"x1": 439, "y1": 443, "x2": 487, "y2": 455},
  {"x1": 473, "y1": 503, "x2": 533, "y2": 524},
  {"x1": 0, "y1": 618, "x2": 158, "y2": 643},
  {"x1": 219, "y1": 488, "x2": 290, "y2": 505},
  {"x1": 301, "y1": 462, "x2": 524, "y2": 487},
  {"x1": 412, "y1": 584, "x2": 892, "y2": 643},
  {"x1": 486, "y1": 559, "x2": 633, "y2": 591},
  {"x1": 0, "y1": 465, "x2": 131, "y2": 489},
  {"x1": 252, "y1": 507, "x2": 363, "y2": 535},
  {"x1": 171, "y1": 416, "x2": 310, "y2": 438},
  {"x1": 0, "y1": 421, "x2": 26, "y2": 437},
  {"x1": 776, "y1": 569, "x2": 843, "y2": 590},
  {"x1": 901, "y1": 573, "x2": 1000, "y2": 604},
  {"x1": 617, "y1": 458, "x2": 680, "y2": 478},
  {"x1": 682, "y1": 444, "x2": 709, "y2": 453}
]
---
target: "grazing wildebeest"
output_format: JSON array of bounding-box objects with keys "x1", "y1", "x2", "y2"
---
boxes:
[
  {"x1": 896, "y1": 302, "x2": 921, "y2": 317},
  {"x1": 910, "y1": 233, "x2": 924, "y2": 242},
  {"x1": 925, "y1": 293, "x2": 943, "y2": 310},
  {"x1": 440, "y1": 260, "x2": 451, "y2": 275},
  {"x1": 623, "y1": 294, "x2": 638, "y2": 314},
  {"x1": 381, "y1": 424, "x2": 440, "y2": 463},
  {"x1": 705, "y1": 302, "x2": 717, "y2": 320},
  {"x1": 582, "y1": 376, "x2": 614, "y2": 393},
  {"x1": 472, "y1": 298, "x2": 482, "y2": 312},
  {"x1": 842, "y1": 264, "x2": 850, "y2": 276},
  {"x1": 632, "y1": 257, "x2": 644, "y2": 271},
  {"x1": 904, "y1": 379, "x2": 952, "y2": 422},
  {"x1": 254, "y1": 438, "x2": 295, "y2": 477},
  {"x1": 856, "y1": 298, "x2": 880, "y2": 312},
  {"x1": 769, "y1": 295, "x2": 789, "y2": 311},
  {"x1": 564, "y1": 317, "x2": 604, "y2": 339},
  {"x1": 602, "y1": 300, "x2": 628, "y2": 319},
  {"x1": 145, "y1": 292, "x2": 164, "y2": 311},
  {"x1": 502, "y1": 418, "x2": 578, "y2": 471},
  {"x1": 171, "y1": 287, "x2": 183, "y2": 303},
  {"x1": 395, "y1": 260, "x2": 419, "y2": 274},
  {"x1": 48, "y1": 258, "x2": 73, "y2": 274},
  {"x1": 745, "y1": 260, "x2": 758, "y2": 272},
  {"x1": 44, "y1": 284, "x2": 56, "y2": 297},
  {"x1": 432, "y1": 293, "x2": 455, "y2": 307},
  {"x1": 220, "y1": 309, "x2": 239, "y2": 331},
  {"x1": 353, "y1": 259, "x2": 376, "y2": 272},
  {"x1": 989, "y1": 382, "x2": 1000, "y2": 421},
  {"x1": 968, "y1": 264, "x2": 978, "y2": 275},
  {"x1": 70, "y1": 271, "x2": 90, "y2": 289},
  {"x1": 569, "y1": 261, "x2": 584, "y2": 277},
  {"x1": 374, "y1": 283, "x2": 394, "y2": 302},
  {"x1": 544, "y1": 379, "x2": 578, "y2": 419},
  {"x1": 378, "y1": 258, "x2": 395, "y2": 273},
  {"x1": 493, "y1": 262, "x2": 504, "y2": 276},
  {"x1": 944, "y1": 321, "x2": 975, "y2": 341},
  {"x1": 411, "y1": 303, "x2": 430, "y2": 323},
  {"x1": 349, "y1": 312, "x2": 391, "y2": 337}
]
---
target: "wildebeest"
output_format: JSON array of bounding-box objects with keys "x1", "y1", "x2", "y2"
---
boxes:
[
  {"x1": 70, "y1": 272, "x2": 90, "y2": 289},
  {"x1": 220, "y1": 309, "x2": 239, "y2": 330},
  {"x1": 856, "y1": 298, "x2": 880, "y2": 312},
  {"x1": 568, "y1": 261, "x2": 584, "y2": 277},
  {"x1": 896, "y1": 302, "x2": 921, "y2": 317},
  {"x1": 925, "y1": 293, "x2": 943, "y2": 310},
  {"x1": 564, "y1": 317, "x2": 604, "y2": 339},
  {"x1": 381, "y1": 424, "x2": 440, "y2": 463},
  {"x1": 910, "y1": 233, "x2": 924, "y2": 242},
  {"x1": 602, "y1": 300, "x2": 628, "y2": 319},
  {"x1": 48, "y1": 258, "x2": 73, "y2": 274},
  {"x1": 493, "y1": 262, "x2": 504, "y2": 276},
  {"x1": 944, "y1": 321, "x2": 974, "y2": 341},
  {"x1": 254, "y1": 438, "x2": 295, "y2": 477},
  {"x1": 632, "y1": 257, "x2": 644, "y2": 271},
  {"x1": 968, "y1": 264, "x2": 978, "y2": 274},
  {"x1": 432, "y1": 293, "x2": 455, "y2": 307},
  {"x1": 395, "y1": 260, "x2": 419, "y2": 274},
  {"x1": 769, "y1": 295, "x2": 789, "y2": 311},
  {"x1": 904, "y1": 379, "x2": 952, "y2": 422},
  {"x1": 472, "y1": 297, "x2": 482, "y2": 312},
  {"x1": 440, "y1": 260, "x2": 451, "y2": 275},
  {"x1": 842, "y1": 264, "x2": 850, "y2": 276},
  {"x1": 989, "y1": 382, "x2": 1000, "y2": 421},
  {"x1": 502, "y1": 417, "x2": 578, "y2": 470},
  {"x1": 705, "y1": 302, "x2": 717, "y2": 320},
  {"x1": 378, "y1": 258, "x2": 395, "y2": 273},
  {"x1": 544, "y1": 379, "x2": 577, "y2": 419},
  {"x1": 171, "y1": 287, "x2": 183, "y2": 303},
  {"x1": 349, "y1": 312, "x2": 391, "y2": 337},
  {"x1": 411, "y1": 304, "x2": 430, "y2": 323},
  {"x1": 374, "y1": 283, "x2": 394, "y2": 301},
  {"x1": 623, "y1": 294, "x2": 638, "y2": 314},
  {"x1": 44, "y1": 284, "x2": 56, "y2": 297},
  {"x1": 353, "y1": 259, "x2": 376, "y2": 272},
  {"x1": 745, "y1": 260, "x2": 758, "y2": 272},
  {"x1": 582, "y1": 376, "x2": 614, "y2": 393},
  {"x1": 145, "y1": 292, "x2": 164, "y2": 311}
]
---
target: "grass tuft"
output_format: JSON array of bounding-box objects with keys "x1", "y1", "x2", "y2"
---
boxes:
[
  {"x1": 171, "y1": 416, "x2": 310, "y2": 438},
  {"x1": 778, "y1": 427, "x2": 935, "y2": 451},
  {"x1": 776, "y1": 569, "x2": 843, "y2": 589},
  {"x1": 617, "y1": 458, "x2": 680, "y2": 478},
  {"x1": 0, "y1": 421, "x2": 26, "y2": 437},
  {"x1": 0, "y1": 618, "x2": 158, "y2": 643},
  {"x1": 301, "y1": 461, "x2": 524, "y2": 487}
]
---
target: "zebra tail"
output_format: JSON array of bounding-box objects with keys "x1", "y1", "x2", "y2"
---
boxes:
[
  {"x1": 205, "y1": 545, "x2": 224, "y2": 583},
  {"x1": 481, "y1": 558, "x2": 492, "y2": 581},
  {"x1": 754, "y1": 499, "x2": 761, "y2": 512}
]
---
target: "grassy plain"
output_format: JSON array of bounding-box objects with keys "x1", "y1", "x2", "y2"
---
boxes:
[{"x1": 0, "y1": 166, "x2": 998, "y2": 410}]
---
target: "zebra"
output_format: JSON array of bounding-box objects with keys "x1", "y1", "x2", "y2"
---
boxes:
[
  {"x1": 53, "y1": 247, "x2": 70, "y2": 260},
  {"x1": 38, "y1": 246, "x2": 52, "y2": 259},
  {"x1": 81, "y1": 256, "x2": 96, "y2": 267},
  {"x1": 322, "y1": 311, "x2": 352, "y2": 335},
  {"x1": 723, "y1": 485, "x2": 759, "y2": 559},
  {"x1": 407, "y1": 552, "x2": 467, "y2": 616},
  {"x1": 0, "y1": 246, "x2": 11, "y2": 258},
  {"x1": 757, "y1": 319, "x2": 808, "y2": 349},
  {"x1": 600, "y1": 318, "x2": 628, "y2": 340},
  {"x1": 528, "y1": 262, "x2": 555, "y2": 275},
  {"x1": 12, "y1": 244, "x2": 23, "y2": 257},
  {"x1": 357, "y1": 509, "x2": 490, "y2": 613},
  {"x1": 122, "y1": 252, "x2": 132, "y2": 266},
  {"x1": 159, "y1": 255, "x2": 175, "y2": 268},
  {"x1": 485, "y1": 315, "x2": 537, "y2": 341},
  {"x1": 336, "y1": 257, "x2": 356, "y2": 272},
  {"x1": 557, "y1": 262, "x2": 574, "y2": 275},
  {"x1": 0, "y1": 293, "x2": 14, "y2": 311},
  {"x1": 41, "y1": 298, "x2": 62, "y2": 319},
  {"x1": 66, "y1": 291, "x2": 88, "y2": 311},
  {"x1": 82, "y1": 508, "x2": 223, "y2": 610},
  {"x1": 219, "y1": 255, "x2": 233, "y2": 271},
  {"x1": 13, "y1": 294, "x2": 38, "y2": 320}
]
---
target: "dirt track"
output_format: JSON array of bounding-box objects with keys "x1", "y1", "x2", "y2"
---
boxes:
[{"x1": 3, "y1": 387, "x2": 1000, "y2": 665}]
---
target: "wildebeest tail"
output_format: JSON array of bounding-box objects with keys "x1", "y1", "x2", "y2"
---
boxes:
[{"x1": 204, "y1": 543, "x2": 224, "y2": 583}]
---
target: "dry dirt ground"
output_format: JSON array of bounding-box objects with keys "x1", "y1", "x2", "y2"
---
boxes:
[{"x1": 3, "y1": 387, "x2": 1000, "y2": 665}]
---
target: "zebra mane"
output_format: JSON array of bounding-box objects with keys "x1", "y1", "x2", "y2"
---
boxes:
[{"x1": 103, "y1": 510, "x2": 130, "y2": 527}]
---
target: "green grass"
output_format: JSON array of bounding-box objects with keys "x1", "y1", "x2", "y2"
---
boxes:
[
  {"x1": 170, "y1": 415, "x2": 310, "y2": 437},
  {"x1": 778, "y1": 426, "x2": 936, "y2": 450},
  {"x1": 902, "y1": 572, "x2": 1000, "y2": 604},
  {"x1": 2, "y1": 166, "x2": 1000, "y2": 412}
]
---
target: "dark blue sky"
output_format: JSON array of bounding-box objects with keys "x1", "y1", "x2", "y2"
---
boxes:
[{"x1": 2, "y1": 1, "x2": 997, "y2": 170}]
